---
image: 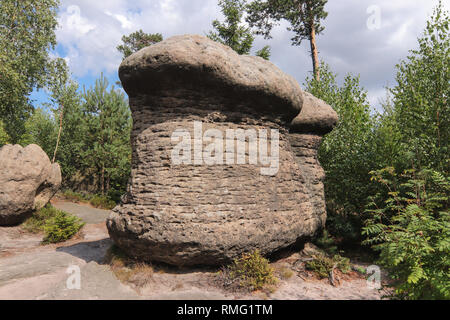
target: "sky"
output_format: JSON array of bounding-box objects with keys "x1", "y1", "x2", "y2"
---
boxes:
[{"x1": 31, "y1": 0, "x2": 449, "y2": 111}]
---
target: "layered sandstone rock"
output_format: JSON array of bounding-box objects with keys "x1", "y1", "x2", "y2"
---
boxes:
[
  {"x1": 107, "y1": 34, "x2": 338, "y2": 266},
  {"x1": 0, "y1": 144, "x2": 62, "y2": 226}
]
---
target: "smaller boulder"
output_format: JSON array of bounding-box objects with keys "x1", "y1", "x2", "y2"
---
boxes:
[
  {"x1": 0, "y1": 144, "x2": 62, "y2": 226},
  {"x1": 290, "y1": 92, "x2": 338, "y2": 135}
]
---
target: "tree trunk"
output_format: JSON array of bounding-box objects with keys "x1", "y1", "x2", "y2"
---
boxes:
[
  {"x1": 52, "y1": 104, "x2": 64, "y2": 163},
  {"x1": 310, "y1": 22, "x2": 320, "y2": 81},
  {"x1": 101, "y1": 166, "x2": 105, "y2": 195}
]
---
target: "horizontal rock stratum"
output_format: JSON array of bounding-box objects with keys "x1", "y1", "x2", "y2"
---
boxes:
[
  {"x1": 107, "y1": 34, "x2": 338, "y2": 266},
  {"x1": 0, "y1": 144, "x2": 62, "y2": 226}
]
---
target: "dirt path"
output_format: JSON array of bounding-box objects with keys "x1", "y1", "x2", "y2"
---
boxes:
[
  {"x1": 52, "y1": 199, "x2": 110, "y2": 224},
  {"x1": 0, "y1": 200, "x2": 389, "y2": 300}
]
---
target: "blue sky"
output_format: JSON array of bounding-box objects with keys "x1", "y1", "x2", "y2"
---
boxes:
[{"x1": 31, "y1": 0, "x2": 449, "y2": 111}]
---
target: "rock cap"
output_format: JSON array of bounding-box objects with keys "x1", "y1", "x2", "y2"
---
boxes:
[
  {"x1": 290, "y1": 92, "x2": 338, "y2": 134},
  {"x1": 119, "y1": 34, "x2": 304, "y2": 120}
]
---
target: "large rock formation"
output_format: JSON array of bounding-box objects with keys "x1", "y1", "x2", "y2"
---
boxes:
[
  {"x1": 0, "y1": 144, "x2": 62, "y2": 226},
  {"x1": 107, "y1": 34, "x2": 338, "y2": 266}
]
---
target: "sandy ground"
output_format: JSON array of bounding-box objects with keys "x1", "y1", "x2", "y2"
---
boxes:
[{"x1": 0, "y1": 200, "x2": 390, "y2": 300}]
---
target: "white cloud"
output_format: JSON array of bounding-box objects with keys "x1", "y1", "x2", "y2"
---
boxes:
[
  {"x1": 54, "y1": 0, "x2": 449, "y2": 107},
  {"x1": 105, "y1": 11, "x2": 133, "y2": 30},
  {"x1": 60, "y1": 5, "x2": 96, "y2": 37},
  {"x1": 55, "y1": 0, "x2": 220, "y2": 77}
]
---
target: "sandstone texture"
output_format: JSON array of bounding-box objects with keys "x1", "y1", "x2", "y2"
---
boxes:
[
  {"x1": 0, "y1": 144, "x2": 62, "y2": 226},
  {"x1": 107, "y1": 34, "x2": 338, "y2": 266}
]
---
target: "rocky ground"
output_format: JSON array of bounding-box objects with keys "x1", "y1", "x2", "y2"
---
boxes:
[{"x1": 0, "y1": 199, "x2": 390, "y2": 300}]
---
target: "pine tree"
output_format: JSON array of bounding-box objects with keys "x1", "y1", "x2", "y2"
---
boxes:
[
  {"x1": 81, "y1": 75, "x2": 132, "y2": 194},
  {"x1": 208, "y1": 0, "x2": 271, "y2": 60},
  {"x1": 117, "y1": 30, "x2": 163, "y2": 60},
  {"x1": 246, "y1": 0, "x2": 328, "y2": 80}
]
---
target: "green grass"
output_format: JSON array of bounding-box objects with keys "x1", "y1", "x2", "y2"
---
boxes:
[
  {"x1": 354, "y1": 266, "x2": 367, "y2": 274},
  {"x1": 220, "y1": 250, "x2": 278, "y2": 292},
  {"x1": 23, "y1": 205, "x2": 60, "y2": 233},
  {"x1": 306, "y1": 254, "x2": 351, "y2": 279},
  {"x1": 61, "y1": 190, "x2": 91, "y2": 203},
  {"x1": 89, "y1": 195, "x2": 116, "y2": 210},
  {"x1": 23, "y1": 205, "x2": 85, "y2": 244},
  {"x1": 60, "y1": 190, "x2": 117, "y2": 210}
]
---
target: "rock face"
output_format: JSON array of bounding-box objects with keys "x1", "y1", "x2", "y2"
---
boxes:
[
  {"x1": 107, "y1": 34, "x2": 338, "y2": 266},
  {"x1": 0, "y1": 144, "x2": 62, "y2": 226}
]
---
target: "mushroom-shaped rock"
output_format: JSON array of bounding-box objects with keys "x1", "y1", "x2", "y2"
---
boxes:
[
  {"x1": 0, "y1": 144, "x2": 62, "y2": 226},
  {"x1": 107, "y1": 34, "x2": 338, "y2": 266}
]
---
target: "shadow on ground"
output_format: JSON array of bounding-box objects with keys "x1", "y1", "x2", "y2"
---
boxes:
[{"x1": 56, "y1": 239, "x2": 112, "y2": 264}]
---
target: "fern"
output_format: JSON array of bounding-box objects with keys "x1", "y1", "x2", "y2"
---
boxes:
[{"x1": 363, "y1": 168, "x2": 450, "y2": 299}]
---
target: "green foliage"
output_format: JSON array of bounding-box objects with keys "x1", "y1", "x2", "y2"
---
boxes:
[
  {"x1": 314, "y1": 230, "x2": 339, "y2": 255},
  {"x1": 0, "y1": 0, "x2": 67, "y2": 142},
  {"x1": 389, "y1": 1, "x2": 449, "y2": 173},
  {"x1": 117, "y1": 30, "x2": 163, "y2": 59},
  {"x1": 80, "y1": 74, "x2": 132, "y2": 195},
  {"x1": 61, "y1": 190, "x2": 92, "y2": 203},
  {"x1": 255, "y1": 45, "x2": 271, "y2": 60},
  {"x1": 304, "y1": 63, "x2": 379, "y2": 242},
  {"x1": 208, "y1": 0, "x2": 271, "y2": 59},
  {"x1": 61, "y1": 190, "x2": 117, "y2": 210},
  {"x1": 90, "y1": 195, "x2": 116, "y2": 210},
  {"x1": 246, "y1": 0, "x2": 328, "y2": 45},
  {"x1": 19, "y1": 108, "x2": 57, "y2": 157},
  {"x1": 23, "y1": 205, "x2": 60, "y2": 233},
  {"x1": 306, "y1": 253, "x2": 351, "y2": 279},
  {"x1": 354, "y1": 266, "x2": 366, "y2": 275},
  {"x1": 363, "y1": 168, "x2": 450, "y2": 299},
  {"x1": 359, "y1": 6, "x2": 450, "y2": 299},
  {"x1": 43, "y1": 209, "x2": 85, "y2": 244},
  {"x1": 225, "y1": 250, "x2": 277, "y2": 291},
  {"x1": 304, "y1": 3, "x2": 449, "y2": 256},
  {"x1": 23, "y1": 205, "x2": 84, "y2": 244},
  {"x1": 246, "y1": 0, "x2": 327, "y2": 75},
  {"x1": 44, "y1": 81, "x2": 86, "y2": 180},
  {"x1": 17, "y1": 74, "x2": 132, "y2": 197},
  {"x1": 0, "y1": 121, "x2": 10, "y2": 146}
]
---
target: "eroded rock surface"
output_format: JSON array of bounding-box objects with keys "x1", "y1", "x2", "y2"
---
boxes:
[
  {"x1": 0, "y1": 144, "x2": 61, "y2": 226},
  {"x1": 107, "y1": 34, "x2": 338, "y2": 266}
]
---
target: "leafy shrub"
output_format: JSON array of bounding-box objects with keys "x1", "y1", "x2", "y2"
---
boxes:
[
  {"x1": 90, "y1": 195, "x2": 116, "y2": 210},
  {"x1": 0, "y1": 120, "x2": 10, "y2": 146},
  {"x1": 23, "y1": 205, "x2": 60, "y2": 233},
  {"x1": 220, "y1": 250, "x2": 277, "y2": 291},
  {"x1": 107, "y1": 186, "x2": 126, "y2": 203},
  {"x1": 306, "y1": 254, "x2": 351, "y2": 279},
  {"x1": 304, "y1": 63, "x2": 381, "y2": 244},
  {"x1": 23, "y1": 205, "x2": 84, "y2": 244},
  {"x1": 42, "y1": 209, "x2": 85, "y2": 244},
  {"x1": 353, "y1": 266, "x2": 367, "y2": 275},
  {"x1": 314, "y1": 230, "x2": 339, "y2": 255},
  {"x1": 61, "y1": 190, "x2": 91, "y2": 203},
  {"x1": 363, "y1": 168, "x2": 450, "y2": 299}
]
